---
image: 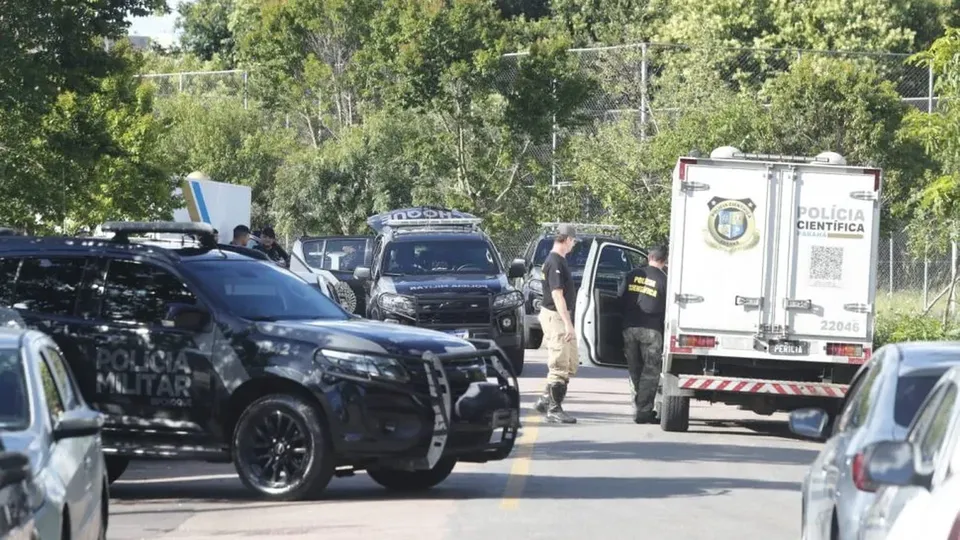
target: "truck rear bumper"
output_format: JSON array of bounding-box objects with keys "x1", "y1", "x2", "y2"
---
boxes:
[{"x1": 676, "y1": 374, "x2": 848, "y2": 398}]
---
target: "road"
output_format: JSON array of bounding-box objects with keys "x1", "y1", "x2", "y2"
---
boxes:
[{"x1": 107, "y1": 350, "x2": 821, "y2": 540}]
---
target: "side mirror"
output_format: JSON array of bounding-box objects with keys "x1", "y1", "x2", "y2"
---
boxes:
[
  {"x1": 163, "y1": 303, "x2": 211, "y2": 332},
  {"x1": 863, "y1": 440, "x2": 931, "y2": 491},
  {"x1": 52, "y1": 410, "x2": 104, "y2": 441},
  {"x1": 788, "y1": 408, "x2": 830, "y2": 440},
  {"x1": 0, "y1": 452, "x2": 30, "y2": 487},
  {"x1": 508, "y1": 258, "x2": 526, "y2": 280},
  {"x1": 353, "y1": 266, "x2": 371, "y2": 280}
]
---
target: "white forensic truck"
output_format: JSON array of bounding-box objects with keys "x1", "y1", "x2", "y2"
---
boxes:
[{"x1": 575, "y1": 146, "x2": 881, "y2": 432}]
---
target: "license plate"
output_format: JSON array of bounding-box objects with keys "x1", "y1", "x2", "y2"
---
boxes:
[
  {"x1": 444, "y1": 329, "x2": 470, "y2": 338},
  {"x1": 771, "y1": 340, "x2": 809, "y2": 355}
]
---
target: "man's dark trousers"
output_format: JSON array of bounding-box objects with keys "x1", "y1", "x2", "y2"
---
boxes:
[{"x1": 623, "y1": 327, "x2": 663, "y2": 422}]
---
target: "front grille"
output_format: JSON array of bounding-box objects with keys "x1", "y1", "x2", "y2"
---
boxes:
[
  {"x1": 415, "y1": 295, "x2": 491, "y2": 326},
  {"x1": 402, "y1": 358, "x2": 487, "y2": 402}
]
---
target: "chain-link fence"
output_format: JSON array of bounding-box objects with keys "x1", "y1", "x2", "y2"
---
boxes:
[{"x1": 877, "y1": 231, "x2": 959, "y2": 315}]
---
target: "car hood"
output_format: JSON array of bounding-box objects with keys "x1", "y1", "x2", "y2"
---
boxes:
[
  {"x1": 0, "y1": 431, "x2": 45, "y2": 477},
  {"x1": 384, "y1": 274, "x2": 507, "y2": 295},
  {"x1": 256, "y1": 319, "x2": 477, "y2": 358}
]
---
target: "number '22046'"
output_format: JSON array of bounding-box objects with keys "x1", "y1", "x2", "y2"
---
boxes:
[{"x1": 821, "y1": 320, "x2": 860, "y2": 332}]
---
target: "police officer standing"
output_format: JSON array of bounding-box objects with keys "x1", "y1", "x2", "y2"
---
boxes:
[
  {"x1": 533, "y1": 224, "x2": 579, "y2": 424},
  {"x1": 619, "y1": 245, "x2": 668, "y2": 424}
]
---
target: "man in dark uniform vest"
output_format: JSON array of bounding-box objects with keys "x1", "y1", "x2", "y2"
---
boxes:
[{"x1": 618, "y1": 245, "x2": 668, "y2": 424}]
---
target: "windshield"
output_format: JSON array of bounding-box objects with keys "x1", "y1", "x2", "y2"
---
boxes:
[
  {"x1": 0, "y1": 349, "x2": 28, "y2": 430},
  {"x1": 186, "y1": 260, "x2": 349, "y2": 321},
  {"x1": 381, "y1": 239, "x2": 500, "y2": 276},
  {"x1": 301, "y1": 238, "x2": 366, "y2": 272},
  {"x1": 894, "y1": 372, "x2": 945, "y2": 427}
]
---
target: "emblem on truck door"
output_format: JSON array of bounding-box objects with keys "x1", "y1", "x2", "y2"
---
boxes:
[{"x1": 705, "y1": 197, "x2": 760, "y2": 252}]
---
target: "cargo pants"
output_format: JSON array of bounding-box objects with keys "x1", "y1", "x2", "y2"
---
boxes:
[
  {"x1": 623, "y1": 327, "x2": 663, "y2": 415},
  {"x1": 539, "y1": 308, "x2": 578, "y2": 384}
]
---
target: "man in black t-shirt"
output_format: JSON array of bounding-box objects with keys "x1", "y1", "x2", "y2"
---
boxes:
[
  {"x1": 618, "y1": 245, "x2": 668, "y2": 424},
  {"x1": 254, "y1": 226, "x2": 290, "y2": 268},
  {"x1": 532, "y1": 224, "x2": 579, "y2": 424}
]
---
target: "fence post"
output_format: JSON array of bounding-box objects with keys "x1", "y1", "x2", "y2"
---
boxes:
[
  {"x1": 640, "y1": 43, "x2": 648, "y2": 141},
  {"x1": 929, "y1": 64, "x2": 935, "y2": 113},
  {"x1": 924, "y1": 245, "x2": 930, "y2": 309},
  {"x1": 951, "y1": 240, "x2": 958, "y2": 317},
  {"x1": 551, "y1": 77, "x2": 558, "y2": 187},
  {"x1": 243, "y1": 71, "x2": 248, "y2": 110},
  {"x1": 889, "y1": 236, "x2": 894, "y2": 296},
  {"x1": 178, "y1": 73, "x2": 183, "y2": 93}
]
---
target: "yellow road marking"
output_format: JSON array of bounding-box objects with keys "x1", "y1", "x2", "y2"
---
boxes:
[{"x1": 499, "y1": 414, "x2": 542, "y2": 510}]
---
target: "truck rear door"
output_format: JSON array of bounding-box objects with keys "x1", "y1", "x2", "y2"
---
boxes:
[
  {"x1": 777, "y1": 166, "x2": 880, "y2": 347},
  {"x1": 673, "y1": 159, "x2": 774, "y2": 336}
]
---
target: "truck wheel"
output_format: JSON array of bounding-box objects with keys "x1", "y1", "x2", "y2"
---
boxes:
[
  {"x1": 105, "y1": 456, "x2": 129, "y2": 484},
  {"x1": 505, "y1": 346, "x2": 525, "y2": 376},
  {"x1": 524, "y1": 326, "x2": 542, "y2": 350},
  {"x1": 232, "y1": 394, "x2": 335, "y2": 501},
  {"x1": 660, "y1": 395, "x2": 690, "y2": 432},
  {"x1": 366, "y1": 458, "x2": 457, "y2": 492}
]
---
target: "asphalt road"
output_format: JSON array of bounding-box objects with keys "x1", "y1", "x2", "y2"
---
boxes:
[{"x1": 106, "y1": 350, "x2": 822, "y2": 540}]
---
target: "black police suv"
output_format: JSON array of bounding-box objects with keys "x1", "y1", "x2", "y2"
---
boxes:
[
  {"x1": 517, "y1": 223, "x2": 645, "y2": 349},
  {"x1": 339, "y1": 208, "x2": 528, "y2": 375},
  {"x1": 0, "y1": 222, "x2": 520, "y2": 501}
]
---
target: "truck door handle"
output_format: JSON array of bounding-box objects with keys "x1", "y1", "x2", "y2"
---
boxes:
[
  {"x1": 783, "y1": 298, "x2": 813, "y2": 310},
  {"x1": 735, "y1": 296, "x2": 762, "y2": 308},
  {"x1": 675, "y1": 294, "x2": 704, "y2": 304},
  {"x1": 843, "y1": 303, "x2": 872, "y2": 313},
  {"x1": 680, "y1": 181, "x2": 710, "y2": 192}
]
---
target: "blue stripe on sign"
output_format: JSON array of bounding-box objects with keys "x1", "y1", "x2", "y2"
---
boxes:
[{"x1": 190, "y1": 181, "x2": 212, "y2": 224}]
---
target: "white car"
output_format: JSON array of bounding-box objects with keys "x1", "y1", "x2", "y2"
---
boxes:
[{"x1": 857, "y1": 364, "x2": 960, "y2": 540}]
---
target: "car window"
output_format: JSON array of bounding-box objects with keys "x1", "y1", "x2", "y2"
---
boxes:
[
  {"x1": 596, "y1": 245, "x2": 647, "y2": 292},
  {"x1": 382, "y1": 239, "x2": 500, "y2": 275},
  {"x1": 40, "y1": 347, "x2": 80, "y2": 411},
  {"x1": 915, "y1": 383, "x2": 957, "y2": 464},
  {"x1": 185, "y1": 260, "x2": 349, "y2": 321},
  {"x1": 0, "y1": 258, "x2": 21, "y2": 306},
  {"x1": 318, "y1": 239, "x2": 366, "y2": 272},
  {"x1": 38, "y1": 357, "x2": 65, "y2": 421},
  {"x1": 837, "y1": 362, "x2": 882, "y2": 432},
  {"x1": 300, "y1": 240, "x2": 325, "y2": 268},
  {"x1": 12, "y1": 257, "x2": 88, "y2": 316},
  {"x1": 894, "y1": 372, "x2": 947, "y2": 427},
  {"x1": 0, "y1": 348, "x2": 29, "y2": 429},
  {"x1": 102, "y1": 260, "x2": 197, "y2": 326}
]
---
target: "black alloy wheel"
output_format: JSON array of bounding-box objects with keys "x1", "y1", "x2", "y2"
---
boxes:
[{"x1": 232, "y1": 394, "x2": 334, "y2": 501}]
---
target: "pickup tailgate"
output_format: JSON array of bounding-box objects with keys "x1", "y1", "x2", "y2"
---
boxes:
[{"x1": 781, "y1": 166, "x2": 879, "y2": 343}]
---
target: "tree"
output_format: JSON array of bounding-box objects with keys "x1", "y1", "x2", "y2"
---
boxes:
[{"x1": 177, "y1": 0, "x2": 237, "y2": 65}]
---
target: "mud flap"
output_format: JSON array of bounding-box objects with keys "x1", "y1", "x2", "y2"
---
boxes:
[{"x1": 418, "y1": 351, "x2": 453, "y2": 471}]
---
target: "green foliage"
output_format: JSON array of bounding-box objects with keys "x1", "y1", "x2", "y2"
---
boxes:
[
  {"x1": 874, "y1": 311, "x2": 960, "y2": 350},
  {"x1": 177, "y1": 0, "x2": 237, "y2": 65}
]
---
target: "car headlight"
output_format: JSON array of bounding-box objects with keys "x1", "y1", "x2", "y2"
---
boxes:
[
  {"x1": 379, "y1": 293, "x2": 416, "y2": 315},
  {"x1": 493, "y1": 290, "x2": 524, "y2": 311},
  {"x1": 528, "y1": 279, "x2": 543, "y2": 295},
  {"x1": 317, "y1": 349, "x2": 410, "y2": 383}
]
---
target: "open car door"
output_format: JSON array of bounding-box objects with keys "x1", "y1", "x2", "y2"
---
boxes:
[
  {"x1": 575, "y1": 240, "x2": 648, "y2": 368},
  {"x1": 290, "y1": 236, "x2": 373, "y2": 315}
]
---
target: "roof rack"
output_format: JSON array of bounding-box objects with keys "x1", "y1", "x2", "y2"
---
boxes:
[
  {"x1": 540, "y1": 222, "x2": 621, "y2": 234},
  {"x1": 101, "y1": 221, "x2": 218, "y2": 249},
  {"x1": 384, "y1": 218, "x2": 483, "y2": 232}
]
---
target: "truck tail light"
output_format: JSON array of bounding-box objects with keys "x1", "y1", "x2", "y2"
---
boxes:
[
  {"x1": 678, "y1": 334, "x2": 716, "y2": 348},
  {"x1": 852, "y1": 451, "x2": 876, "y2": 492},
  {"x1": 827, "y1": 343, "x2": 864, "y2": 358},
  {"x1": 679, "y1": 158, "x2": 697, "y2": 180}
]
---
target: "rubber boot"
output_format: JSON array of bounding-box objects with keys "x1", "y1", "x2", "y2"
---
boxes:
[
  {"x1": 546, "y1": 382, "x2": 577, "y2": 424},
  {"x1": 534, "y1": 385, "x2": 550, "y2": 414}
]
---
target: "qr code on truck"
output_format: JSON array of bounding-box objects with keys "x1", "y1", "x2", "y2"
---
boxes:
[{"x1": 809, "y1": 246, "x2": 843, "y2": 281}]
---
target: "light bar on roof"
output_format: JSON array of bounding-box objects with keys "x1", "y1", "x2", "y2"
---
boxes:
[
  {"x1": 729, "y1": 152, "x2": 830, "y2": 163},
  {"x1": 540, "y1": 222, "x2": 621, "y2": 232},
  {"x1": 101, "y1": 221, "x2": 216, "y2": 236},
  {"x1": 384, "y1": 218, "x2": 482, "y2": 228}
]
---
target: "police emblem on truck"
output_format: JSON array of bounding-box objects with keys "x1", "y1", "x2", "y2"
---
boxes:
[{"x1": 705, "y1": 197, "x2": 760, "y2": 252}]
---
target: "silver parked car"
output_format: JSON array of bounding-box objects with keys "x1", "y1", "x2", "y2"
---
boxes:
[
  {"x1": 856, "y1": 364, "x2": 960, "y2": 540},
  {"x1": 0, "y1": 328, "x2": 107, "y2": 540},
  {"x1": 789, "y1": 341, "x2": 960, "y2": 540}
]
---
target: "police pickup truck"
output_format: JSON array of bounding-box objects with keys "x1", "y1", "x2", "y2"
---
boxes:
[
  {"x1": 342, "y1": 207, "x2": 528, "y2": 375},
  {"x1": 0, "y1": 221, "x2": 520, "y2": 501},
  {"x1": 517, "y1": 223, "x2": 639, "y2": 349}
]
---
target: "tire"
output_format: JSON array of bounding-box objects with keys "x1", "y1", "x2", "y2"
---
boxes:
[
  {"x1": 366, "y1": 457, "x2": 457, "y2": 492},
  {"x1": 98, "y1": 482, "x2": 109, "y2": 540},
  {"x1": 524, "y1": 325, "x2": 543, "y2": 350},
  {"x1": 105, "y1": 456, "x2": 129, "y2": 484},
  {"x1": 660, "y1": 395, "x2": 690, "y2": 432},
  {"x1": 505, "y1": 346, "x2": 525, "y2": 376},
  {"x1": 232, "y1": 394, "x2": 335, "y2": 501}
]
